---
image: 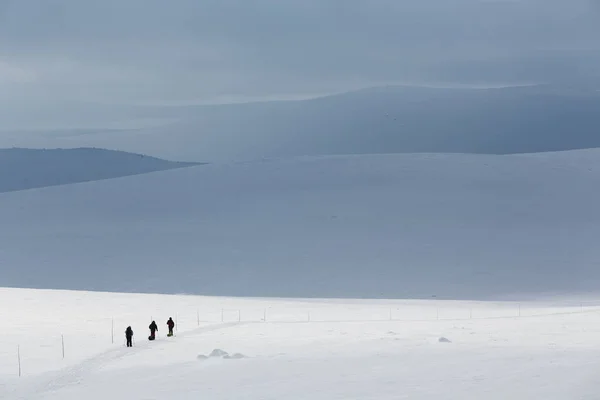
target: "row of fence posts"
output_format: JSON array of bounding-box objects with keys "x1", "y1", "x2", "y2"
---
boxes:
[
  {"x1": 95, "y1": 302, "x2": 600, "y2": 345},
  {"x1": 101, "y1": 304, "x2": 552, "y2": 337},
  {"x1": 14, "y1": 307, "x2": 297, "y2": 376},
  {"x1": 11, "y1": 302, "x2": 595, "y2": 377}
]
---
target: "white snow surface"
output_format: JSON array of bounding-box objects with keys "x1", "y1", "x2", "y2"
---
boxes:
[
  {"x1": 1, "y1": 287, "x2": 600, "y2": 399},
  {"x1": 2, "y1": 150, "x2": 600, "y2": 298}
]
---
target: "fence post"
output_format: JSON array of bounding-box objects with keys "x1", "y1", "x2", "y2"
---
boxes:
[
  {"x1": 469, "y1": 308, "x2": 472, "y2": 319},
  {"x1": 197, "y1": 310, "x2": 200, "y2": 326},
  {"x1": 61, "y1": 335, "x2": 65, "y2": 359},
  {"x1": 238, "y1": 310, "x2": 241, "y2": 322},
  {"x1": 264, "y1": 308, "x2": 267, "y2": 322},
  {"x1": 17, "y1": 345, "x2": 21, "y2": 377},
  {"x1": 111, "y1": 318, "x2": 114, "y2": 344}
]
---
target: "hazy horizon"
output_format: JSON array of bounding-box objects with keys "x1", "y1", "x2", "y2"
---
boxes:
[{"x1": 1, "y1": 0, "x2": 599, "y2": 132}]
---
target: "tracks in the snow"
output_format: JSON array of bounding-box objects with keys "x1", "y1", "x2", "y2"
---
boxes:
[
  {"x1": 9, "y1": 307, "x2": 600, "y2": 399},
  {"x1": 11, "y1": 321, "x2": 245, "y2": 399}
]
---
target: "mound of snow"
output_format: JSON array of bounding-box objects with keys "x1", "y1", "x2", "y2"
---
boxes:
[
  {"x1": 439, "y1": 337, "x2": 452, "y2": 343},
  {"x1": 209, "y1": 349, "x2": 229, "y2": 358},
  {"x1": 0, "y1": 147, "x2": 200, "y2": 193},
  {"x1": 224, "y1": 353, "x2": 247, "y2": 359},
  {"x1": 197, "y1": 349, "x2": 246, "y2": 360}
]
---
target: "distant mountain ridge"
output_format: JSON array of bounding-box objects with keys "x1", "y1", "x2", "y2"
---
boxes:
[
  {"x1": 6, "y1": 84, "x2": 599, "y2": 162},
  {"x1": 0, "y1": 147, "x2": 201, "y2": 193}
]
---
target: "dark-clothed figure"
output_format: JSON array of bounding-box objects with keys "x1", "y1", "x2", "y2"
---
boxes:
[
  {"x1": 167, "y1": 317, "x2": 175, "y2": 337},
  {"x1": 125, "y1": 326, "x2": 134, "y2": 347},
  {"x1": 149, "y1": 321, "x2": 158, "y2": 340}
]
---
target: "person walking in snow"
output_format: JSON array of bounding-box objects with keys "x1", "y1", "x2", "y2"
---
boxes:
[
  {"x1": 149, "y1": 320, "x2": 158, "y2": 341},
  {"x1": 125, "y1": 326, "x2": 134, "y2": 347},
  {"x1": 167, "y1": 317, "x2": 175, "y2": 337}
]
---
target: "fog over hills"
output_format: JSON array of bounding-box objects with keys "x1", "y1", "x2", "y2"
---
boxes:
[{"x1": 3, "y1": 85, "x2": 599, "y2": 162}]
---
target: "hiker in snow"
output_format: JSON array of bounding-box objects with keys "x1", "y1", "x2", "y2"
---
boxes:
[
  {"x1": 167, "y1": 317, "x2": 175, "y2": 337},
  {"x1": 125, "y1": 326, "x2": 134, "y2": 347},
  {"x1": 149, "y1": 320, "x2": 158, "y2": 341}
]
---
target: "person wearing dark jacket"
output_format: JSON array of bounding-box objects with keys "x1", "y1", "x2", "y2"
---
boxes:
[
  {"x1": 149, "y1": 321, "x2": 158, "y2": 340},
  {"x1": 167, "y1": 317, "x2": 175, "y2": 337},
  {"x1": 125, "y1": 326, "x2": 134, "y2": 347}
]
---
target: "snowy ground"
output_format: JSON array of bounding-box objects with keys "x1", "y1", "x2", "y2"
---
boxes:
[
  {"x1": 4, "y1": 150, "x2": 600, "y2": 299},
  {"x1": 2, "y1": 288, "x2": 600, "y2": 399}
]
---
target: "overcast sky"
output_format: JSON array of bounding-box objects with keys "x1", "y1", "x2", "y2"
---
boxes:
[{"x1": 0, "y1": 0, "x2": 599, "y2": 111}]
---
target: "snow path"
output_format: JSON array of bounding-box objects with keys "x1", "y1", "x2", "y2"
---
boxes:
[{"x1": 8, "y1": 321, "x2": 244, "y2": 399}]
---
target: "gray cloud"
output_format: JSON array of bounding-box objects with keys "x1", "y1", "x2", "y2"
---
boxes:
[{"x1": 0, "y1": 0, "x2": 598, "y2": 120}]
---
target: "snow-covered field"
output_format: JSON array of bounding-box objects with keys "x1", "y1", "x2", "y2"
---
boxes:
[
  {"x1": 2, "y1": 287, "x2": 600, "y2": 399},
  {"x1": 2, "y1": 149, "x2": 600, "y2": 398},
  {"x1": 3, "y1": 150, "x2": 600, "y2": 299}
]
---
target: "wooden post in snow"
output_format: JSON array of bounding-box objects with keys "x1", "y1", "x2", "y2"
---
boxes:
[{"x1": 17, "y1": 345, "x2": 21, "y2": 377}]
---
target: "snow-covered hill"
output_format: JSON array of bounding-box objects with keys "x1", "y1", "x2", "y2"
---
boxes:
[
  {"x1": 4, "y1": 85, "x2": 600, "y2": 162},
  {"x1": 1, "y1": 149, "x2": 599, "y2": 299},
  {"x1": 0, "y1": 148, "x2": 199, "y2": 193}
]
